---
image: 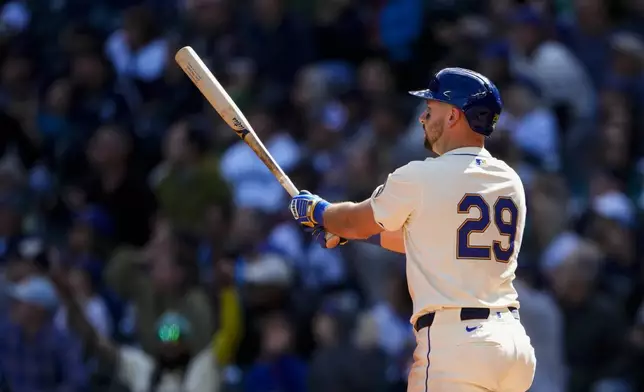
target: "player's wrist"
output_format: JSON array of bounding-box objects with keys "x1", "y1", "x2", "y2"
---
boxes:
[{"x1": 312, "y1": 199, "x2": 330, "y2": 225}]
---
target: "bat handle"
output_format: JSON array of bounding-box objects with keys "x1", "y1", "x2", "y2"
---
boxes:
[{"x1": 283, "y1": 180, "x2": 342, "y2": 246}]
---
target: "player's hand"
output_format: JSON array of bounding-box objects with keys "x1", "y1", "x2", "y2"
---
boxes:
[
  {"x1": 289, "y1": 190, "x2": 330, "y2": 227},
  {"x1": 307, "y1": 226, "x2": 348, "y2": 249}
]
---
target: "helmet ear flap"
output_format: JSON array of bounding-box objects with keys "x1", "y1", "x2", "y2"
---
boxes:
[{"x1": 464, "y1": 106, "x2": 496, "y2": 136}]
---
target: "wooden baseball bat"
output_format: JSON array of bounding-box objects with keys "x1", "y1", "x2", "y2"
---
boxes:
[
  {"x1": 174, "y1": 46, "x2": 340, "y2": 246},
  {"x1": 175, "y1": 46, "x2": 298, "y2": 196}
]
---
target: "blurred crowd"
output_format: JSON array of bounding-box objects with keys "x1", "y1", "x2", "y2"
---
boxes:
[{"x1": 0, "y1": 0, "x2": 643, "y2": 391}]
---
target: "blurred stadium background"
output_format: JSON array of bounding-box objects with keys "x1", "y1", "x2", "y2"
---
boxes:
[{"x1": 0, "y1": 0, "x2": 643, "y2": 391}]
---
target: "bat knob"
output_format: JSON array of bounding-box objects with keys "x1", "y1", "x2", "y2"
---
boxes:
[{"x1": 325, "y1": 233, "x2": 342, "y2": 248}]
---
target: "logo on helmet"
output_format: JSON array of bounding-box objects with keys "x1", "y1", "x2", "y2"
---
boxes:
[{"x1": 472, "y1": 91, "x2": 487, "y2": 99}]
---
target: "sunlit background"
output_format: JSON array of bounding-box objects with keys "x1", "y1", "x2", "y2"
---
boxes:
[{"x1": 0, "y1": 0, "x2": 643, "y2": 391}]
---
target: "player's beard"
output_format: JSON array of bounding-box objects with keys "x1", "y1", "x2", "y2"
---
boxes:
[
  {"x1": 423, "y1": 133, "x2": 432, "y2": 150},
  {"x1": 423, "y1": 121, "x2": 444, "y2": 153}
]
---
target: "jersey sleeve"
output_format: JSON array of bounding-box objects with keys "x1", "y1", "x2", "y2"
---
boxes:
[{"x1": 369, "y1": 162, "x2": 424, "y2": 232}]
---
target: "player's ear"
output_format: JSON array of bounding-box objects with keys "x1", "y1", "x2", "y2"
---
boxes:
[{"x1": 447, "y1": 107, "x2": 459, "y2": 126}]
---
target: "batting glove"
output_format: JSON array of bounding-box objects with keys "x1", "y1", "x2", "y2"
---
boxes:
[
  {"x1": 308, "y1": 226, "x2": 348, "y2": 249},
  {"x1": 289, "y1": 190, "x2": 330, "y2": 227}
]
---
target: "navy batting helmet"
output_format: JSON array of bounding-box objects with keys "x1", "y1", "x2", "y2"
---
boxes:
[{"x1": 409, "y1": 68, "x2": 503, "y2": 137}]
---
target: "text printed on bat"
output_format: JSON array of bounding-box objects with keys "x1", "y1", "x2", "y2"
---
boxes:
[
  {"x1": 231, "y1": 117, "x2": 245, "y2": 129},
  {"x1": 184, "y1": 64, "x2": 202, "y2": 84},
  {"x1": 235, "y1": 128, "x2": 250, "y2": 140}
]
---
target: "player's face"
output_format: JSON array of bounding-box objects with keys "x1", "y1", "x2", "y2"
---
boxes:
[{"x1": 420, "y1": 100, "x2": 446, "y2": 153}]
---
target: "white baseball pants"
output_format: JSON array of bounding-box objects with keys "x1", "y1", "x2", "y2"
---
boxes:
[{"x1": 407, "y1": 308, "x2": 536, "y2": 392}]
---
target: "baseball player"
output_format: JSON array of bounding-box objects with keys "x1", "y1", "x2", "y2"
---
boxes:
[{"x1": 290, "y1": 68, "x2": 536, "y2": 391}]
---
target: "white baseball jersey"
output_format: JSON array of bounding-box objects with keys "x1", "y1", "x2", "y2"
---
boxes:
[{"x1": 370, "y1": 147, "x2": 525, "y2": 324}]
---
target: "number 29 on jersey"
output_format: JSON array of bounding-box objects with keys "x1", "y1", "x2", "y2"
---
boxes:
[{"x1": 456, "y1": 193, "x2": 519, "y2": 263}]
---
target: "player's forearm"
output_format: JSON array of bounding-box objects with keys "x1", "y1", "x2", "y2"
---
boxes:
[{"x1": 322, "y1": 201, "x2": 380, "y2": 240}]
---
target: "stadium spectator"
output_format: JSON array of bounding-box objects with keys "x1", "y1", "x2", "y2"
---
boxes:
[
  {"x1": 309, "y1": 294, "x2": 389, "y2": 392},
  {"x1": 0, "y1": 275, "x2": 88, "y2": 392},
  {"x1": 105, "y1": 219, "x2": 214, "y2": 355},
  {"x1": 78, "y1": 124, "x2": 157, "y2": 246},
  {"x1": 244, "y1": 311, "x2": 307, "y2": 392},
  {"x1": 151, "y1": 119, "x2": 230, "y2": 234},
  {"x1": 55, "y1": 264, "x2": 113, "y2": 338},
  {"x1": 53, "y1": 265, "x2": 218, "y2": 392}
]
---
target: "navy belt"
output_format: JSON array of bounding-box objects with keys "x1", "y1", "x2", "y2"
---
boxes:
[{"x1": 414, "y1": 307, "x2": 518, "y2": 332}]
